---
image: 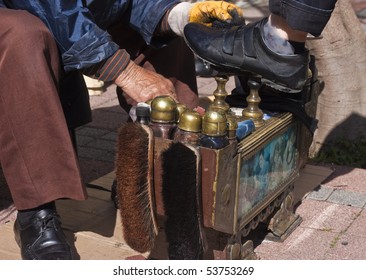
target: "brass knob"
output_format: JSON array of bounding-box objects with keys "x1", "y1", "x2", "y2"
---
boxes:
[
  {"x1": 226, "y1": 115, "x2": 238, "y2": 139},
  {"x1": 178, "y1": 109, "x2": 202, "y2": 132},
  {"x1": 202, "y1": 110, "x2": 227, "y2": 136},
  {"x1": 150, "y1": 95, "x2": 177, "y2": 123},
  {"x1": 176, "y1": 103, "x2": 187, "y2": 122}
]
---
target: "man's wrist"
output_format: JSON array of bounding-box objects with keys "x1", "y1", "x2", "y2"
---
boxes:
[
  {"x1": 115, "y1": 60, "x2": 137, "y2": 89},
  {"x1": 83, "y1": 49, "x2": 131, "y2": 82},
  {"x1": 167, "y1": 2, "x2": 193, "y2": 37}
]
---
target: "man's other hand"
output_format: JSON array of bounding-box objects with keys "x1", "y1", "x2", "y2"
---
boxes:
[{"x1": 115, "y1": 61, "x2": 177, "y2": 105}]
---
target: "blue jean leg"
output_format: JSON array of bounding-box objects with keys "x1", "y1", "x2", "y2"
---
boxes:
[{"x1": 269, "y1": 0, "x2": 338, "y2": 36}]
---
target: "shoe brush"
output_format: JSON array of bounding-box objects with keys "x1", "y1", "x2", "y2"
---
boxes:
[
  {"x1": 161, "y1": 142, "x2": 205, "y2": 259},
  {"x1": 115, "y1": 122, "x2": 158, "y2": 253}
]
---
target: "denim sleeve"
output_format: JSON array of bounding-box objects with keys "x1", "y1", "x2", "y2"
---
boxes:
[{"x1": 0, "y1": 0, "x2": 5, "y2": 8}]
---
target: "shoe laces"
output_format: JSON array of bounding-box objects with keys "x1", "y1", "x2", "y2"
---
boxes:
[{"x1": 39, "y1": 212, "x2": 61, "y2": 232}]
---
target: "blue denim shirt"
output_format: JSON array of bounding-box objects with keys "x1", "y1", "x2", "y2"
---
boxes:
[{"x1": 1, "y1": 0, "x2": 179, "y2": 71}]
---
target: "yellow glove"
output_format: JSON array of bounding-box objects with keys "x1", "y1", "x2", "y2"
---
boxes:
[
  {"x1": 189, "y1": 1, "x2": 244, "y2": 27},
  {"x1": 167, "y1": 1, "x2": 244, "y2": 37}
]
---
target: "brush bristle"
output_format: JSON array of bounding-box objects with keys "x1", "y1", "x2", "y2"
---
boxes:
[
  {"x1": 115, "y1": 122, "x2": 157, "y2": 253},
  {"x1": 162, "y1": 142, "x2": 203, "y2": 259}
]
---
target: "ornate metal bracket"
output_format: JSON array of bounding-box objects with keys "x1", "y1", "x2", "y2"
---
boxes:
[
  {"x1": 266, "y1": 190, "x2": 302, "y2": 242},
  {"x1": 241, "y1": 79, "x2": 265, "y2": 128},
  {"x1": 226, "y1": 240, "x2": 259, "y2": 260},
  {"x1": 209, "y1": 75, "x2": 230, "y2": 114}
]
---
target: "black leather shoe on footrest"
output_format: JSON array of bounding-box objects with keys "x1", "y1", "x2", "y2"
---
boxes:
[
  {"x1": 195, "y1": 56, "x2": 219, "y2": 77},
  {"x1": 14, "y1": 209, "x2": 73, "y2": 260},
  {"x1": 183, "y1": 18, "x2": 310, "y2": 92}
]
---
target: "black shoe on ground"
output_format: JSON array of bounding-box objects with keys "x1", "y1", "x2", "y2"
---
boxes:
[
  {"x1": 14, "y1": 208, "x2": 73, "y2": 260},
  {"x1": 183, "y1": 18, "x2": 310, "y2": 92}
]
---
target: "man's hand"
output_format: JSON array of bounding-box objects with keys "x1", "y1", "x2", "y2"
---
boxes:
[
  {"x1": 115, "y1": 61, "x2": 177, "y2": 105},
  {"x1": 167, "y1": 1, "x2": 244, "y2": 36},
  {"x1": 189, "y1": 1, "x2": 244, "y2": 26}
]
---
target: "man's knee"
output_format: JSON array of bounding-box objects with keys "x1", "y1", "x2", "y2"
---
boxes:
[{"x1": 0, "y1": 9, "x2": 54, "y2": 47}]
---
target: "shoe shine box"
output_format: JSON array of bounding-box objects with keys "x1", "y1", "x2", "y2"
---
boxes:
[{"x1": 153, "y1": 73, "x2": 319, "y2": 242}]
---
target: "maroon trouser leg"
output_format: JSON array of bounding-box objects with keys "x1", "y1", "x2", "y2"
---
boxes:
[{"x1": 0, "y1": 10, "x2": 87, "y2": 210}]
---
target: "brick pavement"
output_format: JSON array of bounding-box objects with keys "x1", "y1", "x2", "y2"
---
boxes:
[
  {"x1": 75, "y1": 84, "x2": 127, "y2": 185},
  {"x1": 255, "y1": 166, "x2": 366, "y2": 259}
]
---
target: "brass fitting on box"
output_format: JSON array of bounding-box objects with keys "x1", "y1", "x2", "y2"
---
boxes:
[
  {"x1": 178, "y1": 109, "x2": 202, "y2": 133},
  {"x1": 150, "y1": 95, "x2": 177, "y2": 123},
  {"x1": 202, "y1": 110, "x2": 227, "y2": 136}
]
